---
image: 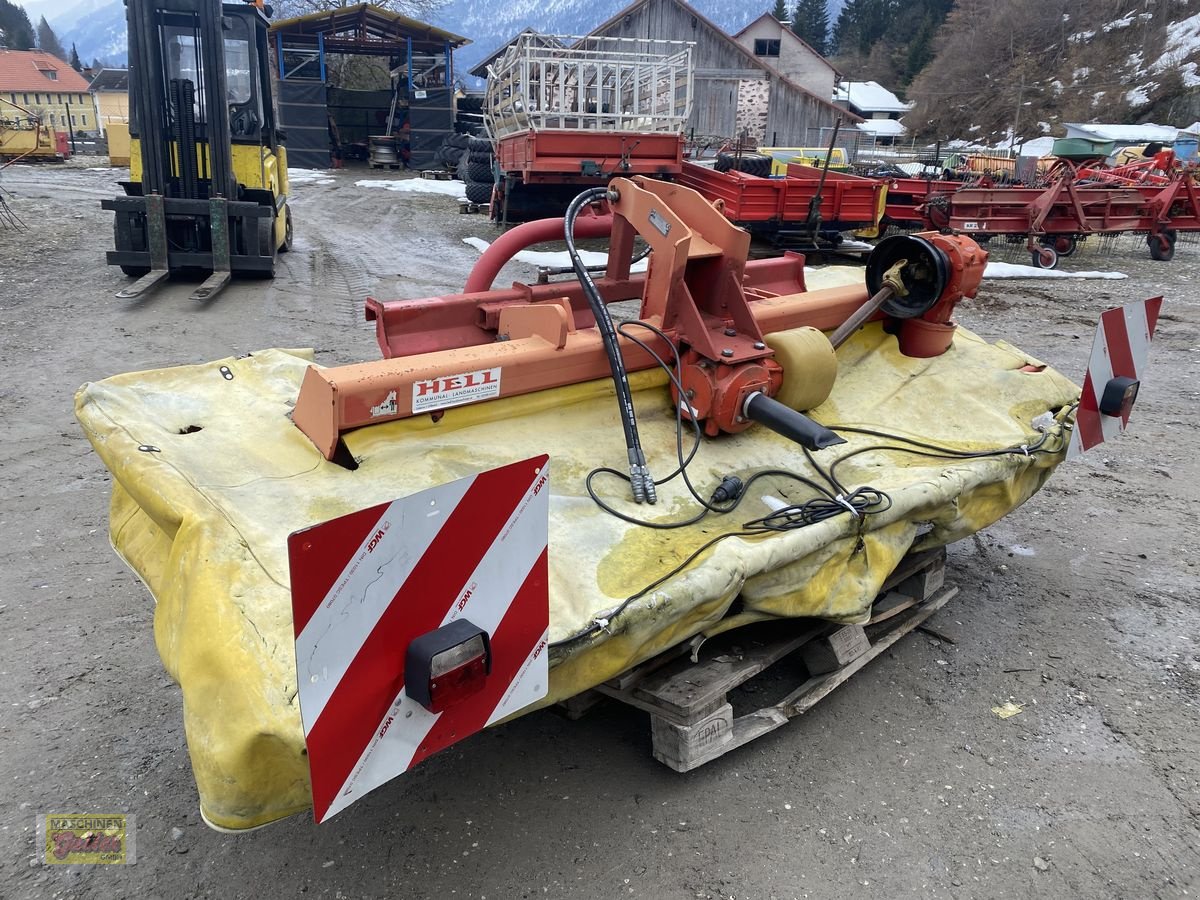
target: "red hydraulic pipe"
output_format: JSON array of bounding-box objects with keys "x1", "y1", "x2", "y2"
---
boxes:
[{"x1": 463, "y1": 214, "x2": 614, "y2": 293}]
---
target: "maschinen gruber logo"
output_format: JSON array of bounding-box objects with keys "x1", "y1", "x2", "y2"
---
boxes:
[{"x1": 38, "y1": 814, "x2": 136, "y2": 865}]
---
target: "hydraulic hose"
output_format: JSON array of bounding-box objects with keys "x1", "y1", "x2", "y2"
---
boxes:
[{"x1": 564, "y1": 186, "x2": 656, "y2": 503}]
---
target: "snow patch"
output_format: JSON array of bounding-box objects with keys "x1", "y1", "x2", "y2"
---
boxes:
[
  {"x1": 355, "y1": 178, "x2": 468, "y2": 198},
  {"x1": 1102, "y1": 12, "x2": 1151, "y2": 33},
  {"x1": 287, "y1": 168, "x2": 335, "y2": 185},
  {"x1": 1166, "y1": 10, "x2": 1200, "y2": 58},
  {"x1": 1126, "y1": 85, "x2": 1152, "y2": 106},
  {"x1": 983, "y1": 262, "x2": 1127, "y2": 280}
]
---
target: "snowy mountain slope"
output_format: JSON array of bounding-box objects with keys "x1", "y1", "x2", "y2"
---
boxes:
[
  {"x1": 19, "y1": 0, "x2": 127, "y2": 65},
  {"x1": 435, "y1": 0, "x2": 760, "y2": 81},
  {"x1": 21, "y1": 0, "x2": 841, "y2": 78}
]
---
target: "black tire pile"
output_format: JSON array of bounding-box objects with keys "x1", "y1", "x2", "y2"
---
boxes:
[
  {"x1": 444, "y1": 133, "x2": 497, "y2": 205},
  {"x1": 713, "y1": 151, "x2": 772, "y2": 177},
  {"x1": 436, "y1": 132, "x2": 469, "y2": 169}
]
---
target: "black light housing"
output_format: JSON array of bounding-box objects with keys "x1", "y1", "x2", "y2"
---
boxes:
[
  {"x1": 405, "y1": 619, "x2": 492, "y2": 713},
  {"x1": 1099, "y1": 376, "x2": 1139, "y2": 418}
]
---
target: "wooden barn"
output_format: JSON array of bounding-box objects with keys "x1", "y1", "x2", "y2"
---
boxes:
[{"x1": 587, "y1": 0, "x2": 858, "y2": 145}]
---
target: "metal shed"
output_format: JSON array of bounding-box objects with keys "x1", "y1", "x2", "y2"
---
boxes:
[{"x1": 269, "y1": 3, "x2": 469, "y2": 168}]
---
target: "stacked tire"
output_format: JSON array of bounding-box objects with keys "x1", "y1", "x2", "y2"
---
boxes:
[
  {"x1": 436, "y1": 132, "x2": 469, "y2": 169},
  {"x1": 714, "y1": 151, "x2": 772, "y2": 177},
  {"x1": 458, "y1": 134, "x2": 496, "y2": 205}
]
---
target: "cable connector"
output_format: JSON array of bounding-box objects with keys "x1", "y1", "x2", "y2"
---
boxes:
[
  {"x1": 628, "y1": 453, "x2": 657, "y2": 504},
  {"x1": 710, "y1": 475, "x2": 744, "y2": 505},
  {"x1": 1031, "y1": 411, "x2": 1057, "y2": 433}
]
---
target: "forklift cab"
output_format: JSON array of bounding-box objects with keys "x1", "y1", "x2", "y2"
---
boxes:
[{"x1": 105, "y1": 0, "x2": 291, "y2": 302}]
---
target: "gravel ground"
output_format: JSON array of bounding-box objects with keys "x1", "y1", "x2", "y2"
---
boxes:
[{"x1": 0, "y1": 165, "x2": 1196, "y2": 900}]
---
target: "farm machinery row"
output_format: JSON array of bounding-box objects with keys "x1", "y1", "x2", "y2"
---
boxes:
[{"x1": 877, "y1": 148, "x2": 1200, "y2": 268}]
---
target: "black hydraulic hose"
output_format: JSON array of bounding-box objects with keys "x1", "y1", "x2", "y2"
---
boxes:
[{"x1": 564, "y1": 186, "x2": 656, "y2": 503}]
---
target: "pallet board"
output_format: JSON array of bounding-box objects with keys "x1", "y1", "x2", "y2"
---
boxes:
[{"x1": 581, "y1": 548, "x2": 956, "y2": 771}]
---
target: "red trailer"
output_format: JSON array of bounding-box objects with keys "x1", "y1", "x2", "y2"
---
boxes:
[
  {"x1": 675, "y1": 161, "x2": 883, "y2": 245},
  {"x1": 484, "y1": 33, "x2": 693, "y2": 223}
]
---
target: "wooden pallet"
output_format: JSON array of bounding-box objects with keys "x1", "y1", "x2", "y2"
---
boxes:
[
  {"x1": 421, "y1": 170, "x2": 456, "y2": 180},
  {"x1": 459, "y1": 201, "x2": 491, "y2": 214},
  {"x1": 576, "y1": 548, "x2": 954, "y2": 771},
  {"x1": 369, "y1": 163, "x2": 404, "y2": 170}
]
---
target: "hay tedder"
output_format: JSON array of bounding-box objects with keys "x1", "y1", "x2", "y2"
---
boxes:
[{"x1": 878, "y1": 149, "x2": 1199, "y2": 268}]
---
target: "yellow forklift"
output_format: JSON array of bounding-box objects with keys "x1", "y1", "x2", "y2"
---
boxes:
[{"x1": 104, "y1": 0, "x2": 292, "y2": 301}]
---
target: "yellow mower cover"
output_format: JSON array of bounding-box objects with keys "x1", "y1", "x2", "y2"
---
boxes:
[{"x1": 75, "y1": 317, "x2": 1077, "y2": 830}]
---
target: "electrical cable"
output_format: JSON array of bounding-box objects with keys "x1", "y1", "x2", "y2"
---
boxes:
[
  {"x1": 565, "y1": 186, "x2": 655, "y2": 503},
  {"x1": 586, "y1": 319, "x2": 848, "y2": 529},
  {"x1": 563, "y1": 405, "x2": 1073, "y2": 651}
]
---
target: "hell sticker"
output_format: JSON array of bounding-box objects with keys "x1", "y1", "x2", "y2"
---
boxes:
[{"x1": 412, "y1": 367, "x2": 502, "y2": 413}]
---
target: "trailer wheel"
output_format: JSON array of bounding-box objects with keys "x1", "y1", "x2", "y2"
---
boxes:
[
  {"x1": 925, "y1": 194, "x2": 951, "y2": 229},
  {"x1": 1148, "y1": 229, "x2": 1176, "y2": 261},
  {"x1": 1031, "y1": 246, "x2": 1059, "y2": 269},
  {"x1": 1044, "y1": 234, "x2": 1077, "y2": 256}
]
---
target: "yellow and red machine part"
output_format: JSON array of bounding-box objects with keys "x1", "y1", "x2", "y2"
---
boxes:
[{"x1": 293, "y1": 177, "x2": 987, "y2": 459}]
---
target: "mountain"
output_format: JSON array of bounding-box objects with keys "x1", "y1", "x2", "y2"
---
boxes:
[
  {"x1": 905, "y1": 0, "x2": 1200, "y2": 141},
  {"x1": 22, "y1": 0, "x2": 847, "y2": 78},
  {"x1": 19, "y1": 0, "x2": 126, "y2": 65},
  {"x1": 433, "y1": 0, "x2": 844, "y2": 81}
]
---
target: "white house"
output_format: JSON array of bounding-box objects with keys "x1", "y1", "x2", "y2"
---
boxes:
[{"x1": 732, "y1": 13, "x2": 839, "y2": 105}]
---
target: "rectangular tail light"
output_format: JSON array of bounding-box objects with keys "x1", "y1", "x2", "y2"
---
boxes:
[{"x1": 405, "y1": 619, "x2": 492, "y2": 713}]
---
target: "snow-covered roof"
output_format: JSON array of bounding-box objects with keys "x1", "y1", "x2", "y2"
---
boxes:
[
  {"x1": 1016, "y1": 136, "x2": 1056, "y2": 157},
  {"x1": 834, "y1": 81, "x2": 911, "y2": 113},
  {"x1": 856, "y1": 118, "x2": 906, "y2": 136},
  {"x1": 1062, "y1": 122, "x2": 1179, "y2": 143}
]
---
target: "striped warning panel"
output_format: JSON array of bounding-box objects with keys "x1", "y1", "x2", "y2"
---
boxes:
[
  {"x1": 288, "y1": 455, "x2": 551, "y2": 823},
  {"x1": 1067, "y1": 297, "x2": 1162, "y2": 459}
]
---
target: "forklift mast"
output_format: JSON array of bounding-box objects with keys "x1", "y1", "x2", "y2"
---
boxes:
[
  {"x1": 128, "y1": 0, "x2": 236, "y2": 200},
  {"x1": 105, "y1": 0, "x2": 288, "y2": 302}
]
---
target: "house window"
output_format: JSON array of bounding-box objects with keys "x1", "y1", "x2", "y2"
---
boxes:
[
  {"x1": 71, "y1": 114, "x2": 77, "y2": 125},
  {"x1": 49, "y1": 113, "x2": 56, "y2": 124},
  {"x1": 80, "y1": 114, "x2": 88, "y2": 125},
  {"x1": 754, "y1": 39, "x2": 780, "y2": 57},
  {"x1": 22, "y1": 93, "x2": 29, "y2": 104},
  {"x1": 58, "y1": 93, "x2": 63, "y2": 103},
  {"x1": 34, "y1": 94, "x2": 41, "y2": 104},
  {"x1": 44, "y1": 70, "x2": 57, "y2": 81}
]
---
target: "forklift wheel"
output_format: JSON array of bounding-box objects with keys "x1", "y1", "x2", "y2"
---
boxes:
[
  {"x1": 246, "y1": 216, "x2": 277, "y2": 279},
  {"x1": 120, "y1": 265, "x2": 151, "y2": 278},
  {"x1": 279, "y1": 207, "x2": 293, "y2": 253}
]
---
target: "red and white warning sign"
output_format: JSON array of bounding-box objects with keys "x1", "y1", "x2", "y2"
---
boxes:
[
  {"x1": 1067, "y1": 297, "x2": 1162, "y2": 459},
  {"x1": 288, "y1": 455, "x2": 550, "y2": 823}
]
